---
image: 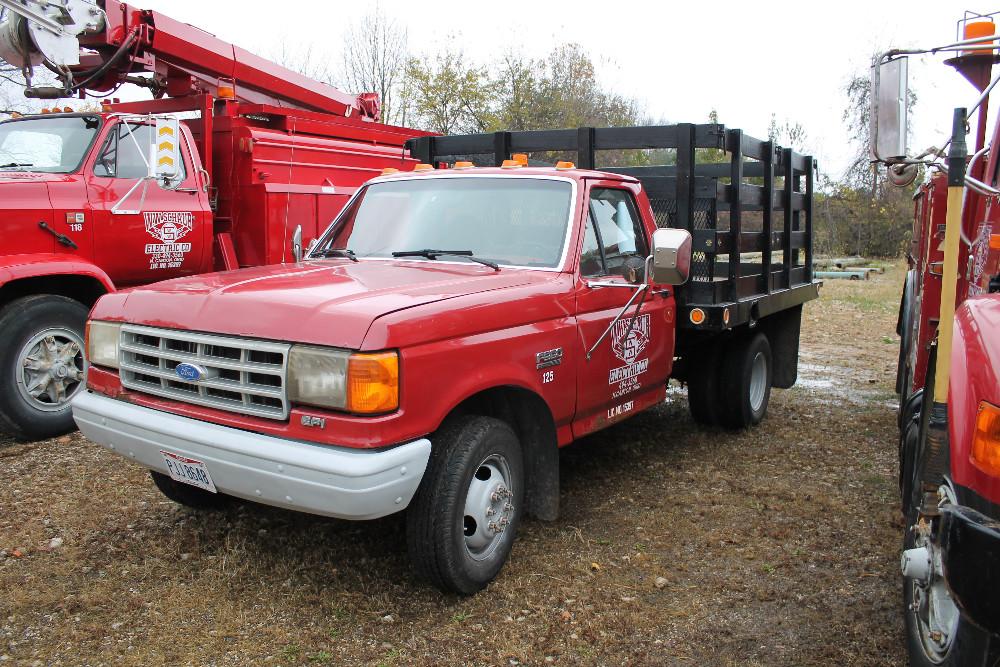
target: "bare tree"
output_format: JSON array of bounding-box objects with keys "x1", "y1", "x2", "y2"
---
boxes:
[{"x1": 340, "y1": 6, "x2": 410, "y2": 126}]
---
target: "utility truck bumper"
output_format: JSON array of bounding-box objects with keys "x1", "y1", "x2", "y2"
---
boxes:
[
  {"x1": 72, "y1": 391, "x2": 431, "y2": 520},
  {"x1": 938, "y1": 504, "x2": 1000, "y2": 635}
]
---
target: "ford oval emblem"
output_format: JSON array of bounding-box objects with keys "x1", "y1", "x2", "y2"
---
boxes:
[{"x1": 175, "y1": 362, "x2": 205, "y2": 382}]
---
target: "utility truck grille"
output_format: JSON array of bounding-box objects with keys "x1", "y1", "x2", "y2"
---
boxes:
[{"x1": 118, "y1": 325, "x2": 290, "y2": 420}]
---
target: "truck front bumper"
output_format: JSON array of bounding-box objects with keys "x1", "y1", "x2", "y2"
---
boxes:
[
  {"x1": 72, "y1": 391, "x2": 431, "y2": 520},
  {"x1": 939, "y1": 504, "x2": 1000, "y2": 635}
]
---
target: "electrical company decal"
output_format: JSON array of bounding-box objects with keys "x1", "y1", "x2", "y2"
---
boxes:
[
  {"x1": 144, "y1": 211, "x2": 193, "y2": 269},
  {"x1": 608, "y1": 313, "x2": 651, "y2": 399}
]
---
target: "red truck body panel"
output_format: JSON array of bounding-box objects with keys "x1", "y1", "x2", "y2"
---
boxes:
[{"x1": 950, "y1": 297, "x2": 1000, "y2": 505}]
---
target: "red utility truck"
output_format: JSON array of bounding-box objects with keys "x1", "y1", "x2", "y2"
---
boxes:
[
  {"x1": 72, "y1": 123, "x2": 818, "y2": 593},
  {"x1": 0, "y1": 0, "x2": 426, "y2": 440},
  {"x1": 879, "y1": 12, "x2": 1000, "y2": 664}
]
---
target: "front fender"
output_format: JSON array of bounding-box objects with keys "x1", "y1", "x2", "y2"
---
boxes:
[
  {"x1": 0, "y1": 253, "x2": 116, "y2": 293},
  {"x1": 950, "y1": 296, "x2": 1000, "y2": 505}
]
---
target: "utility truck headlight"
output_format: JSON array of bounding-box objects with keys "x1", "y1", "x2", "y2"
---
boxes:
[
  {"x1": 288, "y1": 346, "x2": 399, "y2": 415},
  {"x1": 86, "y1": 320, "x2": 121, "y2": 369}
]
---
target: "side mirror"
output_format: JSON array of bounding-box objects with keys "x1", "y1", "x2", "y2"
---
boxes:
[
  {"x1": 650, "y1": 228, "x2": 692, "y2": 285},
  {"x1": 291, "y1": 225, "x2": 303, "y2": 262},
  {"x1": 870, "y1": 56, "x2": 909, "y2": 164}
]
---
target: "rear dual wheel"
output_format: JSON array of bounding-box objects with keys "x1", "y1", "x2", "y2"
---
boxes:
[{"x1": 688, "y1": 332, "x2": 772, "y2": 429}]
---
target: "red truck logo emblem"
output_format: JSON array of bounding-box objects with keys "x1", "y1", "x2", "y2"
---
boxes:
[
  {"x1": 611, "y1": 313, "x2": 650, "y2": 365},
  {"x1": 143, "y1": 211, "x2": 194, "y2": 270}
]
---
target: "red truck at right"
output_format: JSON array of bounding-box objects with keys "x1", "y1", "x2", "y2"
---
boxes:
[{"x1": 881, "y1": 12, "x2": 1000, "y2": 665}]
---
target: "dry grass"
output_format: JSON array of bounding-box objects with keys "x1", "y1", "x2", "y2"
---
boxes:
[{"x1": 0, "y1": 266, "x2": 907, "y2": 666}]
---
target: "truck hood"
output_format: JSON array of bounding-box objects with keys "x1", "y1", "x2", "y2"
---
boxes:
[{"x1": 95, "y1": 259, "x2": 546, "y2": 349}]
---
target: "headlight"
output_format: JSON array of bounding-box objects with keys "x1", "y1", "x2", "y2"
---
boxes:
[
  {"x1": 86, "y1": 320, "x2": 121, "y2": 369},
  {"x1": 288, "y1": 346, "x2": 399, "y2": 415}
]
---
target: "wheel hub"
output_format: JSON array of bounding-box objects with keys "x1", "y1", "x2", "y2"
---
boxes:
[
  {"x1": 749, "y1": 351, "x2": 767, "y2": 412},
  {"x1": 463, "y1": 455, "x2": 514, "y2": 561},
  {"x1": 903, "y1": 488, "x2": 961, "y2": 662},
  {"x1": 17, "y1": 329, "x2": 85, "y2": 413}
]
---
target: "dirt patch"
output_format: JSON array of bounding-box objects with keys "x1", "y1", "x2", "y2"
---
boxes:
[{"x1": 0, "y1": 267, "x2": 907, "y2": 666}]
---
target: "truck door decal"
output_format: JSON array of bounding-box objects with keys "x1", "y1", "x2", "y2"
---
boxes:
[
  {"x1": 144, "y1": 211, "x2": 194, "y2": 270},
  {"x1": 609, "y1": 312, "x2": 651, "y2": 399}
]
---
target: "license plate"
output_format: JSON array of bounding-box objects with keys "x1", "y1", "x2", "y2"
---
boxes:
[{"x1": 160, "y1": 450, "x2": 217, "y2": 493}]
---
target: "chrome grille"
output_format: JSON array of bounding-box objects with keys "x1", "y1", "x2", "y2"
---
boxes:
[{"x1": 119, "y1": 325, "x2": 290, "y2": 420}]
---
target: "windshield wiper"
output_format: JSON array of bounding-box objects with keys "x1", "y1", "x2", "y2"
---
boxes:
[
  {"x1": 0, "y1": 162, "x2": 32, "y2": 168},
  {"x1": 312, "y1": 247, "x2": 359, "y2": 262},
  {"x1": 391, "y1": 249, "x2": 500, "y2": 271}
]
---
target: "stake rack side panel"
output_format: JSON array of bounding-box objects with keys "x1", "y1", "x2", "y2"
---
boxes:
[{"x1": 406, "y1": 124, "x2": 818, "y2": 331}]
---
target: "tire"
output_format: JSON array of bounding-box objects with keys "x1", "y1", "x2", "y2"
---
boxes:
[
  {"x1": 150, "y1": 471, "x2": 231, "y2": 510},
  {"x1": 718, "y1": 332, "x2": 772, "y2": 429},
  {"x1": 902, "y1": 502, "x2": 998, "y2": 666},
  {"x1": 0, "y1": 295, "x2": 89, "y2": 441},
  {"x1": 406, "y1": 415, "x2": 524, "y2": 595},
  {"x1": 687, "y1": 343, "x2": 723, "y2": 426}
]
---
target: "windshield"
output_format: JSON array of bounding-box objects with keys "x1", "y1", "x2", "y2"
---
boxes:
[
  {"x1": 315, "y1": 177, "x2": 574, "y2": 269},
  {"x1": 0, "y1": 116, "x2": 101, "y2": 173}
]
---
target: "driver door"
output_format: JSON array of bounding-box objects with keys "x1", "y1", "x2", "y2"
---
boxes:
[
  {"x1": 86, "y1": 121, "x2": 211, "y2": 286},
  {"x1": 572, "y1": 181, "x2": 675, "y2": 438}
]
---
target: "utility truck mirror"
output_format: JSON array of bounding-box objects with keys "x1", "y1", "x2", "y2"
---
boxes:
[
  {"x1": 870, "y1": 57, "x2": 909, "y2": 163},
  {"x1": 154, "y1": 118, "x2": 180, "y2": 188},
  {"x1": 650, "y1": 228, "x2": 692, "y2": 285}
]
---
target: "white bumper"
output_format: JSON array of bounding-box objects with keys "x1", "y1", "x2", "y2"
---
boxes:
[{"x1": 72, "y1": 391, "x2": 431, "y2": 520}]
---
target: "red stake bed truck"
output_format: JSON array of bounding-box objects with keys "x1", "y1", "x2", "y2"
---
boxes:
[
  {"x1": 72, "y1": 124, "x2": 818, "y2": 593},
  {"x1": 879, "y1": 12, "x2": 1000, "y2": 664},
  {"x1": 0, "y1": 0, "x2": 428, "y2": 440}
]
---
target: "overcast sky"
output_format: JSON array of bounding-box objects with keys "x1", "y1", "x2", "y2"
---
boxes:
[{"x1": 137, "y1": 0, "x2": 992, "y2": 178}]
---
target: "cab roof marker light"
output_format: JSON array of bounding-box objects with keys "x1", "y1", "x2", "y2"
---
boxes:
[
  {"x1": 555, "y1": 161, "x2": 575, "y2": 170},
  {"x1": 381, "y1": 167, "x2": 399, "y2": 176},
  {"x1": 512, "y1": 153, "x2": 528, "y2": 166},
  {"x1": 501, "y1": 159, "x2": 521, "y2": 169},
  {"x1": 453, "y1": 161, "x2": 474, "y2": 169},
  {"x1": 413, "y1": 163, "x2": 434, "y2": 172}
]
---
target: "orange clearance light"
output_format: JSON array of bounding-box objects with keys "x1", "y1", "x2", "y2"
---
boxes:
[
  {"x1": 555, "y1": 161, "x2": 575, "y2": 170},
  {"x1": 381, "y1": 167, "x2": 399, "y2": 176},
  {"x1": 100, "y1": 102, "x2": 112, "y2": 112},
  {"x1": 512, "y1": 153, "x2": 528, "y2": 166},
  {"x1": 964, "y1": 20, "x2": 996, "y2": 55},
  {"x1": 453, "y1": 160, "x2": 474, "y2": 169},
  {"x1": 689, "y1": 308, "x2": 706, "y2": 325},
  {"x1": 972, "y1": 401, "x2": 1000, "y2": 476},
  {"x1": 217, "y1": 78, "x2": 237, "y2": 100},
  {"x1": 346, "y1": 351, "x2": 399, "y2": 414},
  {"x1": 990, "y1": 233, "x2": 1000, "y2": 250},
  {"x1": 40, "y1": 108, "x2": 50, "y2": 114},
  {"x1": 501, "y1": 159, "x2": 521, "y2": 169},
  {"x1": 63, "y1": 106, "x2": 72, "y2": 113},
  {"x1": 413, "y1": 163, "x2": 434, "y2": 172},
  {"x1": 10, "y1": 112, "x2": 20, "y2": 119}
]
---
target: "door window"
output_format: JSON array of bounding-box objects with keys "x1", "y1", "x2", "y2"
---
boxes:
[
  {"x1": 581, "y1": 188, "x2": 649, "y2": 278},
  {"x1": 94, "y1": 123, "x2": 186, "y2": 180}
]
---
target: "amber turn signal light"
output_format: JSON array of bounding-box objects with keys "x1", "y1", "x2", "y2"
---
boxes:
[
  {"x1": 972, "y1": 401, "x2": 1000, "y2": 477},
  {"x1": 346, "y1": 352, "x2": 399, "y2": 414}
]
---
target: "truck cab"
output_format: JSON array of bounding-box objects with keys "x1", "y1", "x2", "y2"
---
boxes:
[{"x1": 0, "y1": 111, "x2": 212, "y2": 439}]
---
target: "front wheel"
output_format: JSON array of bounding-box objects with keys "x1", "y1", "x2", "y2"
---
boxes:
[
  {"x1": 406, "y1": 416, "x2": 524, "y2": 594},
  {"x1": 0, "y1": 295, "x2": 89, "y2": 441}
]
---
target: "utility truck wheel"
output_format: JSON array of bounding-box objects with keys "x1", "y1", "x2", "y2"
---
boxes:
[
  {"x1": 150, "y1": 471, "x2": 230, "y2": 510},
  {"x1": 0, "y1": 295, "x2": 88, "y2": 441},
  {"x1": 718, "y1": 332, "x2": 772, "y2": 429},
  {"x1": 406, "y1": 416, "x2": 524, "y2": 595},
  {"x1": 687, "y1": 344, "x2": 722, "y2": 426}
]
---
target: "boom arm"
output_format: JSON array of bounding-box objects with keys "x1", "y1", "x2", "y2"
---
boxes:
[{"x1": 0, "y1": 0, "x2": 379, "y2": 119}]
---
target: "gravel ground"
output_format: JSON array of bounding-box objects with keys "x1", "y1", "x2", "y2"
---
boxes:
[{"x1": 0, "y1": 265, "x2": 906, "y2": 666}]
